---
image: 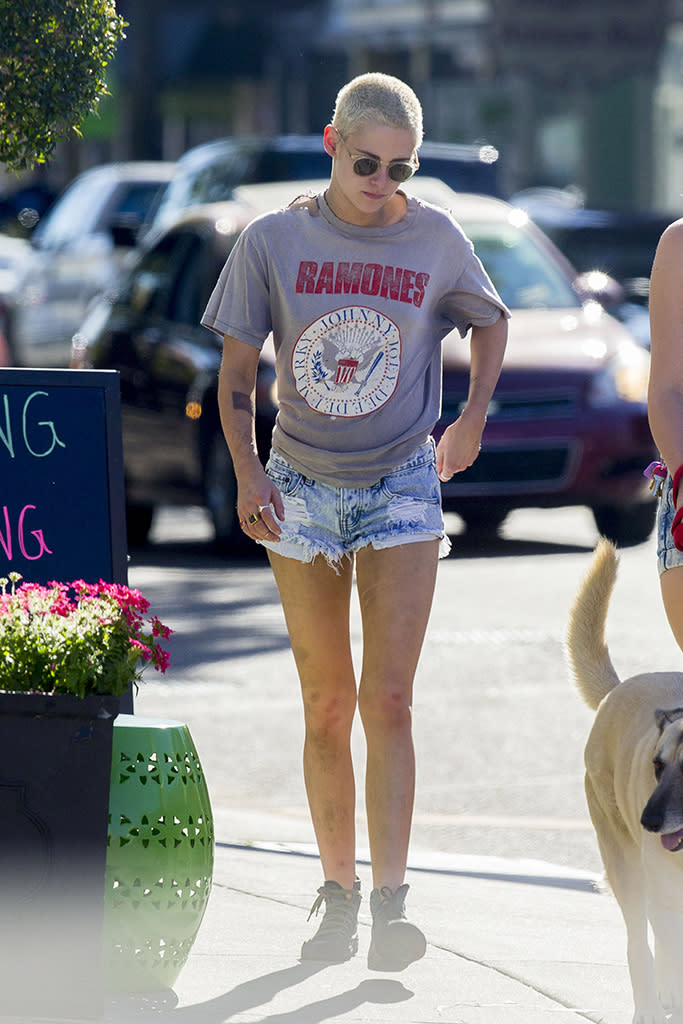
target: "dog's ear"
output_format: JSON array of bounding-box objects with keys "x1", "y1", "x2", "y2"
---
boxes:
[{"x1": 655, "y1": 708, "x2": 683, "y2": 732}]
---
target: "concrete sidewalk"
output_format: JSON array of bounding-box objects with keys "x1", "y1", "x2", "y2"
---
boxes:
[{"x1": 102, "y1": 838, "x2": 633, "y2": 1024}]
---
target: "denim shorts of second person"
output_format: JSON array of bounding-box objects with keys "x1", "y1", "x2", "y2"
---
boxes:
[
  {"x1": 259, "y1": 439, "x2": 450, "y2": 566},
  {"x1": 657, "y1": 469, "x2": 683, "y2": 575}
]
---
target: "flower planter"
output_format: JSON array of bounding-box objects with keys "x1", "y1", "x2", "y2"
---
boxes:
[
  {"x1": 0, "y1": 690, "x2": 120, "y2": 1020},
  {"x1": 104, "y1": 715, "x2": 215, "y2": 992}
]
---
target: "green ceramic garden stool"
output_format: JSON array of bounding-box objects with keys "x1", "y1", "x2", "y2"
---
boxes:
[{"x1": 104, "y1": 715, "x2": 214, "y2": 992}]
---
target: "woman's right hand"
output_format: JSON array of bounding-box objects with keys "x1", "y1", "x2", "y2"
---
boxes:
[{"x1": 236, "y1": 459, "x2": 284, "y2": 540}]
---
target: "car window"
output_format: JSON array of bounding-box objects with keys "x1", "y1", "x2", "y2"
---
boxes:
[
  {"x1": 193, "y1": 154, "x2": 254, "y2": 202},
  {"x1": 419, "y1": 156, "x2": 499, "y2": 195},
  {"x1": 166, "y1": 237, "x2": 205, "y2": 325},
  {"x1": 464, "y1": 221, "x2": 580, "y2": 310},
  {"x1": 177, "y1": 148, "x2": 259, "y2": 207},
  {"x1": 167, "y1": 232, "x2": 244, "y2": 328},
  {"x1": 542, "y1": 224, "x2": 662, "y2": 281},
  {"x1": 127, "y1": 233, "x2": 194, "y2": 316},
  {"x1": 32, "y1": 175, "x2": 105, "y2": 248},
  {"x1": 248, "y1": 149, "x2": 331, "y2": 182},
  {"x1": 110, "y1": 182, "x2": 169, "y2": 223}
]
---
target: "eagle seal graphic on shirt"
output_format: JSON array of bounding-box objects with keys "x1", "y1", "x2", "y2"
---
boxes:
[{"x1": 291, "y1": 305, "x2": 401, "y2": 418}]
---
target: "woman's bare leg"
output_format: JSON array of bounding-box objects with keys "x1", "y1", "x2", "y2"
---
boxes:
[
  {"x1": 267, "y1": 550, "x2": 358, "y2": 888},
  {"x1": 355, "y1": 540, "x2": 439, "y2": 891}
]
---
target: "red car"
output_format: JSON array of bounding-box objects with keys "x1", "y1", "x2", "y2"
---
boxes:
[{"x1": 433, "y1": 194, "x2": 655, "y2": 546}]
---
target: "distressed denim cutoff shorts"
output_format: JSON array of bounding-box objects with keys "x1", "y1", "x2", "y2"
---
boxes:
[
  {"x1": 656, "y1": 469, "x2": 683, "y2": 574},
  {"x1": 259, "y1": 438, "x2": 450, "y2": 566}
]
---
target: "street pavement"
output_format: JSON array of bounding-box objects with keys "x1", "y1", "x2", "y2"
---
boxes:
[
  {"x1": 95, "y1": 507, "x2": 646, "y2": 1024},
  {"x1": 14, "y1": 506, "x2": 666, "y2": 1024},
  {"x1": 97, "y1": 833, "x2": 633, "y2": 1024}
]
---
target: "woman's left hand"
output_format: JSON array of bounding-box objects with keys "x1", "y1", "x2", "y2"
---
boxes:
[{"x1": 435, "y1": 409, "x2": 486, "y2": 482}]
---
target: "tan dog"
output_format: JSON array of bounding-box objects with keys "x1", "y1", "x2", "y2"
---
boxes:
[{"x1": 567, "y1": 538, "x2": 683, "y2": 1024}]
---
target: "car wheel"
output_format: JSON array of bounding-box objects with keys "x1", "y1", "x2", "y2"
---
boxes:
[
  {"x1": 203, "y1": 431, "x2": 244, "y2": 552},
  {"x1": 457, "y1": 506, "x2": 508, "y2": 535},
  {"x1": 591, "y1": 501, "x2": 656, "y2": 547},
  {"x1": 126, "y1": 504, "x2": 155, "y2": 547}
]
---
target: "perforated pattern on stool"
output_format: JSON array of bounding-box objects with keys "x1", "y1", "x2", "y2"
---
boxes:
[{"x1": 104, "y1": 717, "x2": 214, "y2": 992}]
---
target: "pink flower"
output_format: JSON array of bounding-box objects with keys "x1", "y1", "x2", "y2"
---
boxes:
[
  {"x1": 0, "y1": 575, "x2": 173, "y2": 695},
  {"x1": 153, "y1": 648, "x2": 171, "y2": 673},
  {"x1": 130, "y1": 638, "x2": 153, "y2": 662},
  {"x1": 151, "y1": 616, "x2": 173, "y2": 640}
]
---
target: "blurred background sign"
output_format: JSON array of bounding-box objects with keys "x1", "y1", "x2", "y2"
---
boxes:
[{"x1": 490, "y1": 0, "x2": 668, "y2": 82}]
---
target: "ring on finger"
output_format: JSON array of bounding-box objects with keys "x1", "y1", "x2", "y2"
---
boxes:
[{"x1": 247, "y1": 511, "x2": 261, "y2": 525}]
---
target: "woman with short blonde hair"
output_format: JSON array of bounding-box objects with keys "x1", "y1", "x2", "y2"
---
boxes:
[{"x1": 203, "y1": 71, "x2": 509, "y2": 969}]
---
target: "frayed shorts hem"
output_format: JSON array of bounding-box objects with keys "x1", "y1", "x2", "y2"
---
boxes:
[{"x1": 260, "y1": 530, "x2": 450, "y2": 570}]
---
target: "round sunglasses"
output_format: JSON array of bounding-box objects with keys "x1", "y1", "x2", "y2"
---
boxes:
[{"x1": 337, "y1": 133, "x2": 419, "y2": 183}]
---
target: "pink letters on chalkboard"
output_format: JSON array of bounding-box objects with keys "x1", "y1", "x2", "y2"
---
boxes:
[{"x1": 0, "y1": 505, "x2": 54, "y2": 562}]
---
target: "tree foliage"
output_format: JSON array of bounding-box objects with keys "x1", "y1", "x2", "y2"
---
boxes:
[{"x1": 0, "y1": 0, "x2": 126, "y2": 173}]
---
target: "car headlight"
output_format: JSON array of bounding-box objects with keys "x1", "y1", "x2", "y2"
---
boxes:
[{"x1": 587, "y1": 343, "x2": 650, "y2": 406}]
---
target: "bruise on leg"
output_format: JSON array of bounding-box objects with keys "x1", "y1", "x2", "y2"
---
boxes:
[{"x1": 302, "y1": 685, "x2": 357, "y2": 772}]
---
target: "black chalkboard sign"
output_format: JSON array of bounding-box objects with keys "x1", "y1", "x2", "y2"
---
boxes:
[{"x1": 0, "y1": 368, "x2": 127, "y2": 586}]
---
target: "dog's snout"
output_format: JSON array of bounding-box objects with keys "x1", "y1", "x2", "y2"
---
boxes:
[
  {"x1": 641, "y1": 803, "x2": 665, "y2": 833},
  {"x1": 641, "y1": 787, "x2": 670, "y2": 832}
]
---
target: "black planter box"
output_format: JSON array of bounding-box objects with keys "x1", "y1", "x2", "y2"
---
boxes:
[{"x1": 0, "y1": 691, "x2": 119, "y2": 1021}]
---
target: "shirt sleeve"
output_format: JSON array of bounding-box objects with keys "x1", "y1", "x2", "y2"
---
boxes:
[
  {"x1": 438, "y1": 228, "x2": 511, "y2": 338},
  {"x1": 201, "y1": 226, "x2": 272, "y2": 348}
]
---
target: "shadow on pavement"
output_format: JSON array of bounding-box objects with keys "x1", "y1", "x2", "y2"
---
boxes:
[
  {"x1": 127, "y1": 538, "x2": 269, "y2": 572},
  {"x1": 104, "y1": 967, "x2": 412, "y2": 1023}
]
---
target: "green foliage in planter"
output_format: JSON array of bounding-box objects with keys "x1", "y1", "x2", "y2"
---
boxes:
[
  {"x1": 0, "y1": 574, "x2": 172, "y2": 698},
  {"x1": 0, "y1": 0, "x2": 126, "y2": 172}
]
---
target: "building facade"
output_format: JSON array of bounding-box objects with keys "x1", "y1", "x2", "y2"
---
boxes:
[{"x1": 65, "y1": 0, "x2": 683, "y2": 212}]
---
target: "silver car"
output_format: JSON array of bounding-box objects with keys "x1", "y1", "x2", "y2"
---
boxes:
[{"x1": 10, "y1": 161, "x2": 175, "y2": 367}]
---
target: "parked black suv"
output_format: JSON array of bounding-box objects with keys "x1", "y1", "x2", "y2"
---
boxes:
[
  {"x1": 145, "y1": 134, "x2": 501, "y2": 236},
  {"x1": 71, "y1": 200, "x2": 276, "y2": 550}
]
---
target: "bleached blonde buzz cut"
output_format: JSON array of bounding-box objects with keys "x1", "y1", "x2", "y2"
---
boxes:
[{"x1": 332, "y1": 72, "x2": 424, "y2": 149}]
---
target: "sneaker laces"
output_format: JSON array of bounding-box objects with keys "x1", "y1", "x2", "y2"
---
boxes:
[
  {"x1": 307, "y1": 882, "x2": 359, "y2": 935},
  {"x1": 373, "y1": 883, "x2": 409, "y2": 923}
]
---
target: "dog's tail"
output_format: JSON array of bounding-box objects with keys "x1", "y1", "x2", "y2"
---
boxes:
[{"x1": 566, "y1": 537, "x2": 621, "y2": 710}]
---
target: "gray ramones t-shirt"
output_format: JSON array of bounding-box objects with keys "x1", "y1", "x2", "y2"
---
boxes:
[{"x1": 202, "y1": 191, "x2": 509, "y2": 488}]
